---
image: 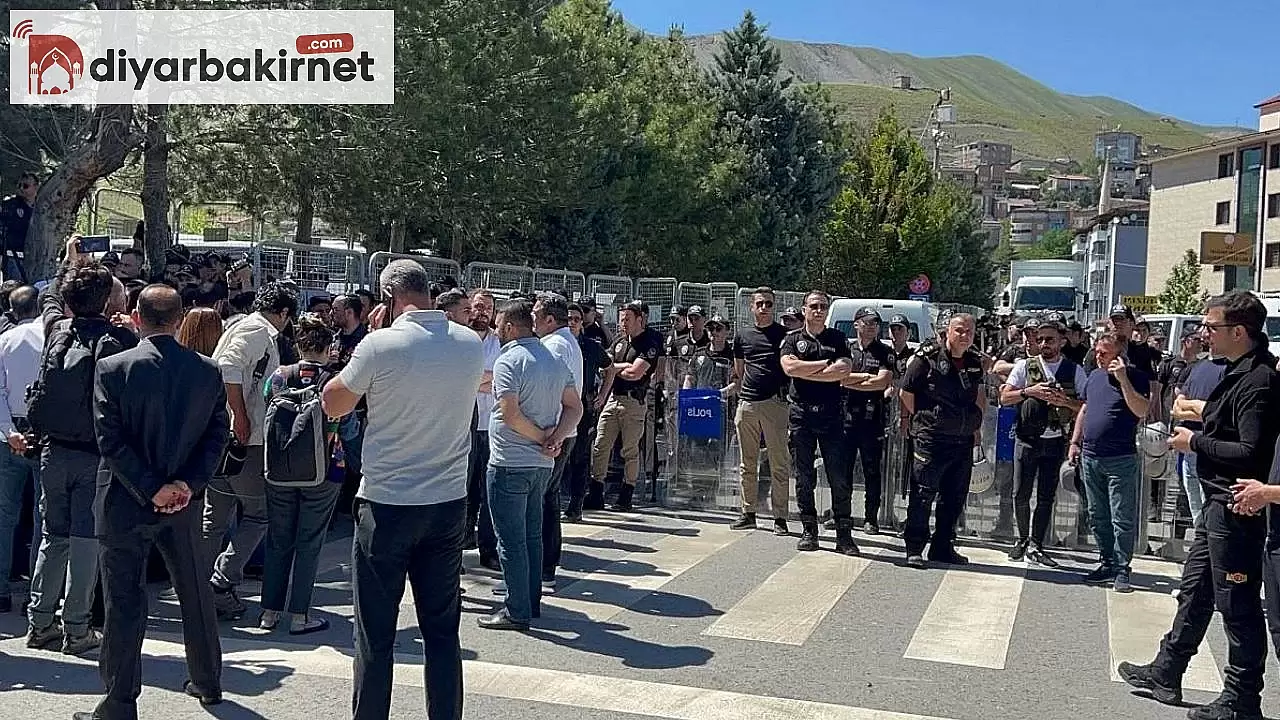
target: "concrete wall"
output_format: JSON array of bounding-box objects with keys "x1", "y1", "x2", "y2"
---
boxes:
[{"x1": 1147, "y1": 151, "x2": 1234, "y2": 296}]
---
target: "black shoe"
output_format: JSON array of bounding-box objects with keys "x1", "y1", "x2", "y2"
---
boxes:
[
  {"x1": 611, "y1": 483, "x2": 635, "y2": 512},
  {"x1": 1186, "y1": 696, "x2": 1262, "y2": 720},
  {"x1": 1084, "y1": 565, "x2": 1119, "y2": 585},
  {"x1": 462, "y1": 531, "x2": 478, "y2": 550},
  {"x1": 729, "y1": 513, "x2": 757, "y2": 531},
  {"x1": 928, "y1": 549, "x2": 969, "y2": 565},
  {"x1": 834, "y1": 527, "x2": 860, "y2": 556},
  {"x1": 72, "y1": 713, "x2": 99, "y2": 720},
  {"x1": 1117, "y1": 661, "x2": 1183, "y2": 705},
  {"x1": 1008, "y1": 539, "x2": 1028, "y2": 561},
  {"x1": 211, "y1": 583, "x2": 245, "y2": 621},
  {"x1": 582, "y1": 483, "x2": 605, "y2": 510},
  {"x1": 906, "y1": 554, "x2": 926, "y2": 568},
  {"x1": 796, "y1": 522, "x2": 820, "y2": 552},
  {"x1": 773, "y1": 518, "x2": 789, "y2": 536},
  {"x1": 477, "y1": 610, "x2": 530, "y2": 631},
  {"x1": 561, "y1": 510, "x2": 582, "y2": 523},
  {"x1": 863, "y1": 521, "x2": 880, "y2": 535},
  {"x1": 0, "y1": 594, "x2": 10, "y2": 613},
  {"x1": 1026, "y1": 545, "x2": 1058, "y2": 568},
  {"x1": 478, "y1": 556, "x2": 501, "y2": 572},
  {"x1": 183, "y1": 679, "x2": 223, "y2": 706}
]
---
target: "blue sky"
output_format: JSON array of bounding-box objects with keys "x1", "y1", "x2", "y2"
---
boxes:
[{"x1": 611, "y1": 0, "x2": 1277, "y2": 128}]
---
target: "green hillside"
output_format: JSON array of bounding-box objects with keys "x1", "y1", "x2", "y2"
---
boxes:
[{"x1": 685, "y1": 36, "x2": 1243, "y2": 163}]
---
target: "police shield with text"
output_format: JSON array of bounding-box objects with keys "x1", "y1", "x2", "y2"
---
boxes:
[{"x1": 900, "y1": 313, "x2": 986, "y2": 567}]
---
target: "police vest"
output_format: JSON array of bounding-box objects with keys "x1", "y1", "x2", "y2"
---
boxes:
[
  {"x1": 1015, "y1": 357, "x2": 1079, "y2": 442},
  {"x1": 911, "y1": 344, "x2": 984, "y2": 439}
]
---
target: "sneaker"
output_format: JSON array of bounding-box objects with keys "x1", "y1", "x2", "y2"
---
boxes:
[
  {"x1": 1083, "y1": 565, "x2": 1119, "y2": 585},
  {"x1": 1186, "y1": 696, "x2": 1262, "y2": 720},
  {"x1": 158, "y1": 586, "x2": 178, "y2": 601},
  {"x1": 796, "y1": 523, "x2": 819, "y2": 552},
  {"x1": 541, "y1": 578, "x2": 556, "y2": 594},
  {"x1": 1027, "y1": 546, "x2": 1059, "y2": 568},
  {"x1": 1116, "y1": 661, "x2": 1183, "y2": 705},
  {"x1": 289, "y1": 615, "x2": 329, "y2": 636},
  {"x1": 26, "y1": 622, "x2": 63, "y2": 651},
  {"x1": 906, "y1": 554, "x2": 926, "y2": 568},
  {"x1": 212, "y1": 583, "x2": 245, "y2": 621},
  {"x1": 1008, "y1": 539, "x2": 1029, "y2": 561},
  {"x1": 729, "y1": 513, "x2": 757, "y2": 531},
  {"x1": 822, "y1": 517, "x2": 836, "y2": 530},
  {"x1": 62, "y1": 629, "x2": 102, "y2": 657},
  {"x1": 863, "y1": 521, "x2": 880, "y2": 535},
  {"x1": 259, "y1": 609, "x2": 281, "y2": 630},
  {"x1": 1113, "y1": 569, "x2": 1134, "y2": 593},
  {"x1": 773, "y1": 518, "x2": 789, "y2": 536}
]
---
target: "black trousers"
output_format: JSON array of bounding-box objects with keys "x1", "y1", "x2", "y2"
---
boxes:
[
  {"x1": 843, "y1": 416, "x2": 885, "y2": 523},
  {"x1": 1155, "y1": 500, "x2": 1266, "y2": 708},
  {"x1": 96, "y1": 502, "x2": 221, "y2": 720},
  {"x1": 790, "y1": 405, "x2": 849, "y2": 523},
  {"x1": 352, "y1": 497, "x2": 465, "y2": 720},
  {"x1": 564, "y1": 403, "x2": 597, "y2": 515},
  {"x1": 1263, "y1": 544, "x2": 1280, "y2": 661},
  {"x1": 903, "y1": 437, "x2": 973, "y2": 557},
  {"x1": 1013, "y1": 437, "x2": 1065, "y2": 546},
  {"x1": 465, "y1": 429, "x2": 496, "y2": 560},
  {"x1": 542, "y1": 436, "x2": 577, "y2": 578}
]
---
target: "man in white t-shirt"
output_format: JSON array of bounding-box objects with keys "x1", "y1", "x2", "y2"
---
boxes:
[{"x1": 998, "y1": 317, "x2": 1086, "y2": 567}]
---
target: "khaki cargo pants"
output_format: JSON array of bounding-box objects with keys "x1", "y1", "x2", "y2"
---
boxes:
[
  {"x1": 591, "y1": 395, "x2": 647, "y2": 486},
  {"x1": 735, "y1": 397, "x2": 791, "y2": 518}
]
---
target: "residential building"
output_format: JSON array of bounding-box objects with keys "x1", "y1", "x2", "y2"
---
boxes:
[
  {"x1": 1095, "y1": 131, "x2": 1142, "y2": 164},
  {"x1": 956, "y1": 141, "x2": 1012, "y2": 169},
  {"x1": 1146, "y1": 96, "x2": 1280, "y2": 294},
  {"x1": 1010, "y1": 158, "x2": 1074, "y2": 176},
  {"x1": 1009, "y1": 206, "x2": 1070, "y2": 245},
  {"x1": 1074, "y1": 208, "x2": 1149, "y2": 323},
  {"x1": 1043, "y1": 174, "x2": 1094, "y2": 195}
]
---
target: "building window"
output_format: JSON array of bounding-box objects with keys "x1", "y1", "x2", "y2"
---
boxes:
[
  {"x1": 1271, "y1": 144, "x2": 1280, "y2": 170},
  {"x1": 1267, "y1": 243, "x2": 1280, "y2": 269},
  {"x1": 1218, "y1": 153, "x2": 1234, "y2": 178},
  {"x1": 1216, "y1": 201, "x2": 1231, "y2": 225},
  {"x1": 1270, "y1": 193, "x2": 1280, "y2": 219},
  {"x1": 1212, "y1": 265, "x2": 1224, "y2": 272}
]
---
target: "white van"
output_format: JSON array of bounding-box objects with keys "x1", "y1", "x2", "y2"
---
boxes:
[
  {"x1": 1137, "y1": 314, "x2": 1202, "y2": 355},
  {"x1": 1258, "y1": 294, "x2": 1280, "y2": 357},
  {"x1": 827, "y1": 298, "x2": 939, "y2": 347}
]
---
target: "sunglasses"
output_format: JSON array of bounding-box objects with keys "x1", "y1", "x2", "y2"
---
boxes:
[
  {"x1": 754, "y1": 300, "x2": 774, "y2": 308},
  {"x1": 807, "y1": 303, "x2": 829, "y2": 311}
]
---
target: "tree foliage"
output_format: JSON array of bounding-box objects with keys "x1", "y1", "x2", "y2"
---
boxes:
[
  {"x1": 1159, "y1": 249, "x2": 1207, "y2": 314},
  {"x1": 1017, "y1": 228, "x2": 1075, "y2": 260},
  {"x1": 811, "y1": 111, "x2": 993, "y2": 306}
]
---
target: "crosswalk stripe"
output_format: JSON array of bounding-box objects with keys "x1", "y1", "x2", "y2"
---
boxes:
[
  {"x1": 903, "y1": 547, "x2": 1025, "y2": 669},
  {"x1": 703, "y1": 552, "x2": 870, "y2": 645},
  {"x1": 1106, "y1": 589, "x2": 1223, "y2": 692},
  {"x1": 544, "y1": 524, "x2": 742, "y2": 623}
]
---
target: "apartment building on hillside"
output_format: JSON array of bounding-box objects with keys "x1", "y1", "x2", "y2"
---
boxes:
[{"x1": 956, "y1": 141, "x2": 1012, "y2": 169}]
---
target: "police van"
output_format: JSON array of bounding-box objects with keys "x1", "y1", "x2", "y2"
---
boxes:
[
  {"x1": 1137, "y1": 313, "x2": 1202, "y2": 355},
  {"x1": 827, "y1": 298, "x2": 938, "y2": 348}
]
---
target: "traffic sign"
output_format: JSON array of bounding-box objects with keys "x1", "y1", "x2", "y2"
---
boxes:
[
  {"x1": 908, "y1": 293, "x2": 931, "y2": 302},
  {"x1": 908, "y1": 274, "x2": 932, "y2": 295}
]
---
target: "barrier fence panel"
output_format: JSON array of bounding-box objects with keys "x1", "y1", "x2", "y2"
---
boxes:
[
  {"x1": 709, "y1": 282, "x2": 740, "y2": 326},
  {"x1": 532, "y1": 268, "x2": 587, "y2": 301},
  {"x1": 635, "y1": 277, "x2": 678, "y2": 332},
  {"x1": 367, "y1": 252, "x2": 462, "y2": 291},
  {"x1": 88, "y1": 188, "x2": 145, "y2": 237},
  {"x1": 464, "y1": 261, "x2": 534, "y2": 298},
  {"x1": 177, "y1": 201, "x2": 262, "y2": 244},
  {"x1": 253, "y1": 240, "x2": 368, "y2": 300},
  {"x1": 675, "y1": 282, "x2": 712, "y2": 316},
  {"x1": 586, "y1": 274, "x2": 633, "y2": 334}
]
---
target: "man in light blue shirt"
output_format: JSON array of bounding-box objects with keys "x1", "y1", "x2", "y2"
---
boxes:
[
  {"x1": 480, "y1": 299, "x2": 581, "y2": 630},
  {"x1": 533, "y1": 292, "x2": 583, "y2": 590},
  {"x1": 0, "y1": 285, "x2": 41, "y2": 614}
]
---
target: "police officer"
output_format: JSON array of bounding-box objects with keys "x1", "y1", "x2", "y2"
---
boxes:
[
  {"x1": 780, "y1": 291, "x2": 857, "y2": 554},
  {"x1": 0, "y1": 172, "x2": 37, "y2": 282},
  {"x1": 886, "y1": 314, "x2": 914, "y2": 378},
  {"x1": 901, "y1": 312, "x2": 986, "y2": 567},
  {"x1": 779, "y1": 306, "x2": 803, "y2": 332},
  {"x1": 842, "y1": 307, "x2": 895, "y2": 534},
  {"x1": 999, "y1": 317, "x2": 1086, "y2": 566},
  {"x1": 665, "y1": 305, "x2": 689, "y2": 357}
]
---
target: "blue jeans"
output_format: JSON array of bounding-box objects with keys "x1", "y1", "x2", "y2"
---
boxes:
[
  {"x1": 486, "y1": 465, "x2": 551, "y2": 622},
  {"x1": 1081, "y1": 454, "x2": 1141, "y2": 569},
  {"x1": 1179, "y1": 452, "x2": 1206, "y2": 529},
  {"x1": 0, "y1": 449, "x2": 40, "y2": 594}
]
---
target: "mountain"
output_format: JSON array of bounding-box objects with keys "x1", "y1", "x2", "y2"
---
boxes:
[{"x1": 685, "y1": 35, "x2": 1244, "y2": 164}]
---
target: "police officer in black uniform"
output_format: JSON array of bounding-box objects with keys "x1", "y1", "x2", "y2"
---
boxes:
[
  {"x1": 0, "y1": 172, "x2": 38, "y2": 282},
  {"x1": 887, "y1": 314, "x2": 914, "y2": 378},
  {"x1": 780, "y1": 291, "x2": 857, "y2": 554},
  {"x1": 842, "y1": 307, "x2": 895, "y2": 534},
  {"x1": 901, "y1": 312, "x2": 986, "y2": 567}
]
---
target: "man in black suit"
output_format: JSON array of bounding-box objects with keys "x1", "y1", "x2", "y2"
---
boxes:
[{"x1": 74, "y1": 285, "x2": 229, "y2": 720}]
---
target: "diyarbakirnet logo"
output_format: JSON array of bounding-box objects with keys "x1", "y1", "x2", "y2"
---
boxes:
[{"x1": 14, "y1": 19, "x2": 86, "y2": 96}]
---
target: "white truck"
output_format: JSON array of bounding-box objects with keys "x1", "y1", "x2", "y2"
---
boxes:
[{"x1": 1001, "y1": 259, "x2": 1087, "y2": 321}]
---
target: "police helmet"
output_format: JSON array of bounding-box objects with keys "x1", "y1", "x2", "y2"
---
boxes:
[
  {"x1": 1139, "y1": 422, "x2": 1171, "y2": 458},
  {"x1": 1058, "y1": 460, "x2": 1078, "y2": 497}
]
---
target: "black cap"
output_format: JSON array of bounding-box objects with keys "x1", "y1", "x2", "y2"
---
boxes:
[
  {"x1": 780, "y1": 306, "x2": 801, "y2": 320},
  {"x1": 1022, "y1": 317, "x2": 1041, "y2": 331},
  {"x1": 624, "y1": 299, "x2": 649, "y2": 316},
  {"x1": 1067, "y1": 320, "x2": 1084, "y2": 331},
  {"x1": 578, "y1": 296, "x2": 597, "y2": 310},
  {"x1": 1109, "y1": 303, "x2": 1136, "y2": 321},
  {"x1": 1044, "y1": 311, "x2": 1067, "y2": 325},
  {"x1": 668, "y1": 305, "x2": 686, "y2": 317},
  {"x1": 687, "y1": 305, "x2": 705, "y2": 318},
  {"x1": 308, "y1": 295, "x2": 332, "y2": 310},
  {"x1": 854, "y1": 306, "x2": 882, "y2": 323},
  {"x1": 1181, "y1": 324, "x2": 1203, "y2": 340},
  {"x1": 887, "y1": 313, "x2": 909, "y2": 327},
  {"x1": 176, "y1": 263, "x2": 197, "y2": 278},
  {"x1": 100, "y1": 251, "x2": 120, "y2": 267},
  {"x1": 707, "y1": 315, "x2": 727, "y2": 329}
]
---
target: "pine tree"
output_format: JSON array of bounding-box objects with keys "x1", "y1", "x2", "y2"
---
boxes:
[{"x1": 1159, "y1": 249, "x2": 1206, "y2": 314}]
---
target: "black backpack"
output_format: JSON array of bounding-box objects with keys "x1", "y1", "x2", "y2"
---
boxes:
[
  {"x1": 27, "y1": 317, "x2": 132, "y2": 446},
  {"x1": 263, "y1": 364, "x2": 333, "y2": 488}
]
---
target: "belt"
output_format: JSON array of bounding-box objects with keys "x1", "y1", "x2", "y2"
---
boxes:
[{"x1": 795, "y1": 403, "x2": 839, "y2": 414}]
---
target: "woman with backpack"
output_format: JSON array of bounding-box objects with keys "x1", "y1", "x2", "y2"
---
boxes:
[{"x1": 259, "y1": 314, "x2": 350, "y2": 634}]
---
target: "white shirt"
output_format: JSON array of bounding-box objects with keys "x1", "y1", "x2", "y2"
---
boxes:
[
  {"x1": 211, "y1": 311, "x2": 281, "y2": 446},
  {"x1": 542, "y1": 326, "x2": 584, "y2": 438},
  {"x1": 0, "y1": 319, "x2": 45, "y2": 433},
  {"x1": 1005, "y1": 355, "x2": 1089, "y2": 439},
  {"x1": 474, "y1": 330, "x2": 502, "y2": 430}
]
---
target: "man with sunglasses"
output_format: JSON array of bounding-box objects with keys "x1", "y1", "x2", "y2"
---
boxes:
[
  {"x1": 1120, "y1": 290, "x2": 1280, "y2": 720},
  {"x1": 0, "y1": 173, "x2": 38, "y2": 283},
  {"x1": 999, "y1": 318, "x2": 1086, "y2": 567},
  {"x1": 780, "y1": 291, "x2": 856, "y2": 554}
]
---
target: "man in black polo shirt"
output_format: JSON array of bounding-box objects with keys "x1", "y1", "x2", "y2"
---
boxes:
[
  {"x1": 842, "y1": 307, "x2": 894, "y2": 533},
  {"x1": 781, "y1": 290, "x2": 856, "y2": 554},
  {"x1": 730, "y1": 287, "x2": 792, "y2": 534},
  {"x1": 579, "y1": 298, "x2": 610, "y2": 348}
]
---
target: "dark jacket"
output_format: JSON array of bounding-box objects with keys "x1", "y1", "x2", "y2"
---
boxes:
[
  {"x1": 93, "y1": 335, "x2": 229, "y2": 534},
  {"x1": 1192, "y1": 346, "x2": 1280, "y2": 504}
]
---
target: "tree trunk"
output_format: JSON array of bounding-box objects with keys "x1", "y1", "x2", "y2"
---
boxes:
[
  {"x1": 141, "y1": 104, "x2": 172, "y2": 276},
  {"x1": 293, "y1": 165, "x2": 315, "y2": 244},
  {"x1": 26, "y1": 103, "x2": 142, "y2": 281}
]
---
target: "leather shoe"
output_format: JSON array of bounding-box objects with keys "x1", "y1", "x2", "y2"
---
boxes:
[
  {"x1": 71, "y1": 713, "x2": 100, "y2": 720},
  {"x1": 183, "y1": 679, "x2": 223, "y2": 706},
  {"x1": 477, "y1": 610, "x2": 529, "y2": 631}
]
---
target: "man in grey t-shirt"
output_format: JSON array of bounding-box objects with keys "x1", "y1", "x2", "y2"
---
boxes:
[
  {"x1": 322, "y1": 260, "x2": 482, "y2": 720},
  {"x1": 478, "y1": 299, "x2": 581, "y2": 631}
]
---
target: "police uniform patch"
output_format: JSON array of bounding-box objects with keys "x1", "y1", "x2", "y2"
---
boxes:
[
  {"x1": 15, "y1": 209, "x2": 24, "y2": 218},
  {"x1": 796, "y1": 340, "x2": 810, "y2": 354},
  {"x1": 645, "y1": 348, "x2": 657, "y2": 359},
  {"x1": 1226, "y1": 572, "x2": 1248, "y2": 584},
  {"x1": 681, "y1": 346, "x2": 691, "y2": 356}
]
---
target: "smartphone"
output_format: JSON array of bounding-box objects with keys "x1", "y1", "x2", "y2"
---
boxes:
[{"x1": 77, "y1": 235, "x2": 111, "y2": 254}]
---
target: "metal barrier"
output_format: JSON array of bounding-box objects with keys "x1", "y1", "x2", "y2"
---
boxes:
[
  {"x1": 586, "y1": 274, "x2": 633, "y2": 334},
  {"x1": 253, "y1": 240, "x2": 368, "y2": 298},
  {"x1": 676, "y1": 282, "x2": 712, "y2": 315},
  {"x1": 709, "y1": 282, "x2": 740, "y2": 325},
  {"x1": 177, "y1": 201, "x2": 263, "y2": 244},
  {"x1": 367, "y1": 251, "x2": 462, "y2": 291},
  {"x1": 635, "y1": 277, "x2": 678, "y2": 331},
  {"x1": 463, "y1": 261, "x2": 533, "y2": 298},
  {"x1": 87, "y1": 188, "x2": 145, "y2": 236},
  {"x1": 532, "y1": 268, "x2": 588, "y2": 301}
]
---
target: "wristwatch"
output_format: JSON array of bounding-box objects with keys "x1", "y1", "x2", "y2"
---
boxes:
[{"x1": 1019, "y1": 388, "x2": 1027, "y2": 399}]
